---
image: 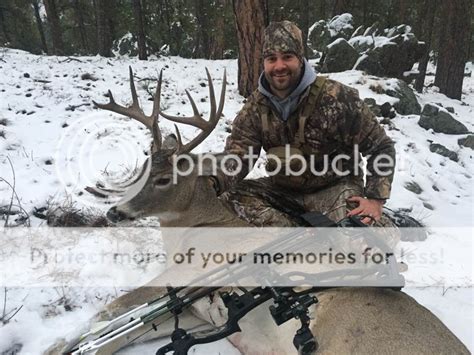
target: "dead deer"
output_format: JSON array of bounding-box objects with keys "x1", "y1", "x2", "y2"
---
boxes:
[{"x1": 46, "y1": 68, "x2": 469, "y2": 355}]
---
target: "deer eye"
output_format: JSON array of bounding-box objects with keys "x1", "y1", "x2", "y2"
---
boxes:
[{"x1": 154, "y1": 176, "x2": 172, "y2": 187}]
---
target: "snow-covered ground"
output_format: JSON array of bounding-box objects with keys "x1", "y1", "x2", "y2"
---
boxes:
[{"x1": 0, "y1": 49, "x2": 472, "y2": 353}]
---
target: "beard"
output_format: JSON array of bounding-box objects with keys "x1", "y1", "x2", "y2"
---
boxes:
[{"x1": 264, "y1": 66, "x2": 302, "y2": 95}]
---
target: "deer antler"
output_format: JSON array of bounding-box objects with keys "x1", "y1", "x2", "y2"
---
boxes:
[
  {"x1": 160, "y1": 68, "x2": 227, "y2": 155},
  {"x1": 93, "y1": 66, "x2": 163, "y2": 151}
]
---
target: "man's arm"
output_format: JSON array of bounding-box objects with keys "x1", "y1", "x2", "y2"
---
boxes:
[
  {"x1": 337, "y1": 85, "x2": 396, "y2": 222},
  {"x1": 215, "y1": 100, "x2": 263, "y2": 194}
]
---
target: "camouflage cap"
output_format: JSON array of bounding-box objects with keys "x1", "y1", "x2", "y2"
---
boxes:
[{"x1": 263, "y1": 21, "x2": 304, "y2": 59}]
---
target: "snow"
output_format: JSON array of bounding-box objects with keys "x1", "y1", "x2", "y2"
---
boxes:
[
  {"x1": 326, "y1": 37, "x2": 346, "y2": 49},
  {"x1": 328, "y1": 13, "x2": 354, "y2": 37},
  {"x1": 0, "y1": 49, "x2": 472, "y2": 353}
]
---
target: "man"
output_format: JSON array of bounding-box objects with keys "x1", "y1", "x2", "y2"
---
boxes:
[{"x1": 219, "y1": 21, "x2": 395, "y2": 226}]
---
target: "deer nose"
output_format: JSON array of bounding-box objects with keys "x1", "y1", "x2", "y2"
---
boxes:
[{"x1": 107, "y1": 207, "x2": 128, "y2": 223}]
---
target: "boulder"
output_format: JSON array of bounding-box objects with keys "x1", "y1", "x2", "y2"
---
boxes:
[
  {"x1": 385, "y1": 80, "x2": 421, "y2": 115},
  {"x1": 349, "y1": 35, "x2": 374, "y2": 53},
  {"x1": 308, "y1": 20, "x2": 332, "y2": 53},
  {"x1": 351, "y1": 25, "x2": 365, "y2": 38},
  {"x1": 385, "y1": 24, "x2": 412, "y2": 38},
  {"x1": 429, "y1": 143, "x2": 459, "y2": 162},
  {"x1": 322, "y1": 38, "x2": 359, "y2": 72},
  {"x1": 363, "y1": 22, "x2": 381, "y2": 36},
  {"x1": 328, "y1": 13, "x2": 354, "y2": 39},
  {"x1": 355, "y1": 37, "x2": 425, "y2": 79},
  {"x1": 458, "y1": 135, "x2": 474, "y2": 150},
  {"x1": 113, "y1": 33, "x2": 137, "y2": 56},
  {"x1": 364, "y1": 98, "x2": 381, "y2": 116},
  {"x1": 354, "y1": 52, "x2": 384, "y2": 76},
  {"x1": 418, "y1": 104, "x2": 469, "y2": 134},
  {"x1": 380, "y1": 102, "x2": 392, "y2": 117}
]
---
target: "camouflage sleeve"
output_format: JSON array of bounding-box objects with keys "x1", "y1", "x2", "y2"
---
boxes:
[
  {"x1": 216, "y1": 99, "x2": 263, "y2": 193},
  {"x1": 338, "y1": 86, "x2": 396, "y2": 200}
]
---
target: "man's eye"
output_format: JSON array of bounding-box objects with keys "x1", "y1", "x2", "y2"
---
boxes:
[
  {"x1": 266, "y1": 57, "x2": 276, "y2": 62},
  {"x1": 283, "y1": 54, "x2": 295, "y2": 61}
]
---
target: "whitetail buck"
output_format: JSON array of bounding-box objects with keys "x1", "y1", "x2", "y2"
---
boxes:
[{"x1": 47, "y1": 68, "x2": 468, "y2": 355}]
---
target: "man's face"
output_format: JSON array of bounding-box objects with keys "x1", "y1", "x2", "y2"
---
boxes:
[{"x1": 263, "y1": 51, "x2": 303, "y2": 98}]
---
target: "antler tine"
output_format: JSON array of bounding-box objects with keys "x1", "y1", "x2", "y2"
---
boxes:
[
  {"x1": 160, "y1": 90, "x2": 207, "y2": 130},
  {"x1": 205, "y1": 68, "x2": 217, "y2": 122},
  {"x1": 159, "y1": 68, "x2": 226, "y2": 155},
  {"x1": 152, "y1": 117, "x2": 162, "y2": 151},
  {"x1": 173, "y1": 124, "x2": 183, "y2": 150},
  {"x1": 92, "y1": 66, "x2": 155, "y2": 129},
  {"x1": 151, "y1": 70, "x2": 163, "y2": 119},
  {"x1": 129, "y1": 66, "x2": 141, "y2": 111},
  {"x1": 216, "y1": 69, "x2": 227, "y2": 119}
]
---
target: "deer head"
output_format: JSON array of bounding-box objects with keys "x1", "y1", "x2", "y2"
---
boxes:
[{"x1": 93, "y1": 67, "x2": 234, "y2": 226}]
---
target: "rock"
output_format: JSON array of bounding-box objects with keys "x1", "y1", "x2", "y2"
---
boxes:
[
  {"x1": 364, "y1": 98, "x2": 377, "y2": 106},
  {"x1": 308, "y1": 20, "x2": 332, "y2": 53},
  {"x1": 422, "y1": 202, "x2": 434, "y2": 210},
  {"x1": 404, "y1": 181, "x2": 422, "y2": 194},
  {"x1": 113, "y1": 33, "x2": 138, "y2": 56},
  {"x1": 364, "y1": 98, "x2": 381, "y2": 116},
  {"x1": 81, "y1": 73, "x2": 98, "y2": 81},
  {"x1": 351, "y1": 25, "x2": 365, "y2": 38},
  {"x1": 429, "y1": 143, "x2": 459, "y2": 162},
  {"x1": 23, "y1": 73, "x2": 30, "y2": 78},
  {"x1": 385, "y1": 80, "x2": 421, "y2": 115},
  {"x1": 418, "y1": 104, "x2": 468, "y2": 134},
  {"x1": 349, "y1": 35, "x2": 374, "y2": 53},
  {"x1": 327, "y1": 13, "x2": 354, "y2": 39},
  {"x1": 445, "y1": 106, "x2": 455, "y2": 113},
  {"x1": 363, "y1": 22, "x2": 381, "y2": 36},
  {"x1": 388, "y1": 109, "x2": 396, "y2": 119},
  {"x1": 355, "y1": 53, "x2": 384, "y2": 75},
  {"x1": 380, "y1": 102, "x2": 392, "y2": 117},
  {"x1": 309, "y1": 14, "x2": 354, "y2": 56},
  {"x1": 354, "y1": 32, "x2": 425, "y2": 80},
  {"x1": 385, "y1": 24, "x2": 412, "y2": 38},
  {"x1": 458, "y1": 135, "x2": 474, "y2": 150},
  {"x1": 322, "y1": 38, "x2": 359, "y2": 72}
]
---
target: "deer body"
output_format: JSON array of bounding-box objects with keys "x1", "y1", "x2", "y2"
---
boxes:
[{"x1": 47, "y1": 68, "x2": 469, "y2": 355}]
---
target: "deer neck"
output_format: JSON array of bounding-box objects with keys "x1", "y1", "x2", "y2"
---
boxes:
[{"x1": 159, "y1": 178, "x2": 248, "y2": 228}]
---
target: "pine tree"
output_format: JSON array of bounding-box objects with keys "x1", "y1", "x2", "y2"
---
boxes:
[
  {"x1": 434, "y1": 0, "x2": 471, "y2": 99},
  {"x1": 233, "y1": 0, "x2": 268, "y2": 97}
]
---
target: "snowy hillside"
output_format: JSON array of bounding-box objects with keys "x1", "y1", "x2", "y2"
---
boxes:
[{"x1": 0, "y1": 49, "x2": 472, "y2": 353}]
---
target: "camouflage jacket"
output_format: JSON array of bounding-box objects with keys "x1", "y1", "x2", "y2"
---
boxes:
[{"x1": 222, "y1": 78, "x2": 395, "y2": 200}]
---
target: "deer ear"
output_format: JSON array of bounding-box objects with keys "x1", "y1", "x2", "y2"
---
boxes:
[{"x1": 162, "y1": 134, "x2": 178, "y2": 151}]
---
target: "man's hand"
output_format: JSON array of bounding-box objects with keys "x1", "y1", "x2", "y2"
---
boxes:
[{"x1": 346, "y1": 196, "x2": 384, "y2": 225}]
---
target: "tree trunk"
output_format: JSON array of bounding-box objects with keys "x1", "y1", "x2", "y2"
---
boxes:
[
  {"x1": 31, "y1": 0, "x2": 48, "y2": 53},
  {"x1": 233, "y1": 0, "x2": 268, "y2": 97},
  {"x1": 434, "y1": 0, "x2": 471, "y2": 100},
  {"x1": 210, "y1": 0, "x2": 226, "y2": 59},
  {"x1": 43, "y1": 0, "x2": 64, "y2": 54},
  {"x1": 392, "y1": 0, "x2": 408, "y2": 24},
  {"x1": 194, "y1": 0, "x2": 211, "y2": 58},
  {"x1": 132, "y1": 0, "x2": 147, "y2": 60},
  {"x1": 319, "y1": 0, "x2": 326, "y2": 20},
  {"x1": 0, "y1": 5, "x2": 10, "y2": 44},
  {"x1": 332, "y1": 0, "x2": 350, "y2": 16},
  {"x1": 300, "y1": 0, "x2": 310, "y2": 57},
  {"x1": 95, "y1": 0, "x2": 113, "y2": 57},
  {"x1": 73, "y1": 0, "x2": 88, "y2": 53},
  {"x1": 414, "y1": 0, "x2": 437, "y2": 93}
]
